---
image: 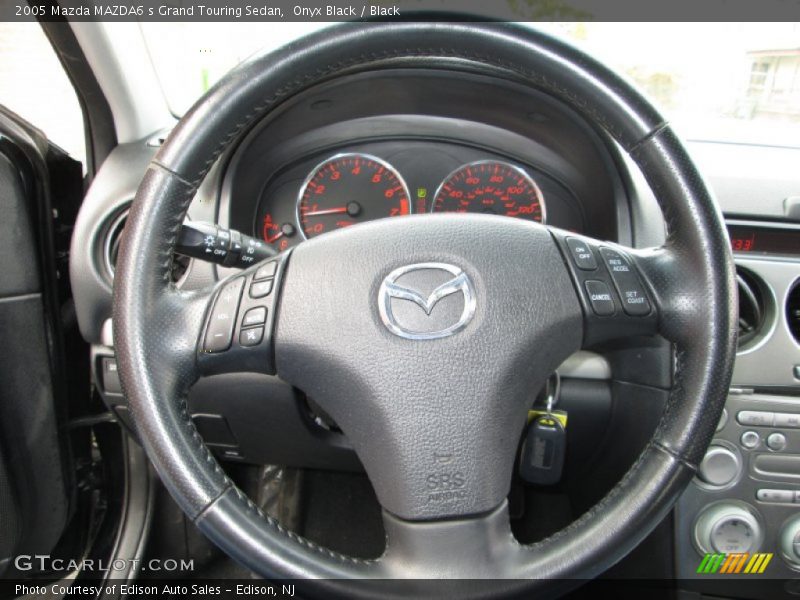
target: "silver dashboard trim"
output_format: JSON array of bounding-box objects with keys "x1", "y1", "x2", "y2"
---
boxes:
[{"x1": 732, "y1": 254, "x2": 800, "y2": 388}]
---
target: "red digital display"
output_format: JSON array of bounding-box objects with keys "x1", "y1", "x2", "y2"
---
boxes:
[
  {"x1": 731, "y1": 232, "x2": 756, "y2": 252},
  {"x1": 727, "y1": 224, "x2": 800, "y2": 256}
]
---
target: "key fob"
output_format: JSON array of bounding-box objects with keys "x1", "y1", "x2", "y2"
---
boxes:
[{"x1": 519, "y1": 415, "x2": 566, "y2": 485}]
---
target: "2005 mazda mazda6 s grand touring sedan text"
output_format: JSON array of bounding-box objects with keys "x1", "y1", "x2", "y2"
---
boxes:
[{"x1": 1, "y1": 8, "x2": 799, "y2": 600}]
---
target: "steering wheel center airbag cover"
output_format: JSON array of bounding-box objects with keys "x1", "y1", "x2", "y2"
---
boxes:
[{"x1": 275, "y1": 214, "x2": 582, "y2": 519}]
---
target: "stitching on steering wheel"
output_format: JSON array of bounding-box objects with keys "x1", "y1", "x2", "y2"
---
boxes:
[
  {"x1": 132, "y1": 165, "x2": 372, "y2": 566},
  {"x1": 138, "y1": 28, "x2": 725, "y2": 574},
  {"x1": 517, "y1": 441, "x2": 681, "y2": 556}
]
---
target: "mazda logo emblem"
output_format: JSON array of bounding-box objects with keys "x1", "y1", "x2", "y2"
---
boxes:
[{"x1": 378, "y1": 263, "x2": 476, "y2": 340}]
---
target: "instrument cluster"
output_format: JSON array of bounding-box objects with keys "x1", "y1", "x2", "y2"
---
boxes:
[{"x1": 254, "y1": 140, "x2": 585, "y2": 252}]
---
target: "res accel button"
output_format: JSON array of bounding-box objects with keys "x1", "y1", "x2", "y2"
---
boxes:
[
  {"x1": 598, "y1": 247, "x2": 651, "y2": 316},
  {"x1": 584, "y1": 280, "x2": 615, "y2": 316},
  {"x1": 566, "y1": 237, "x2": 597, "y2": 270}
]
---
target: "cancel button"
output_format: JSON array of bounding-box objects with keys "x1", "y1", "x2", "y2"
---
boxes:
[{"x1": 584, "y1": 280, "x2": 616, "y2": 316}]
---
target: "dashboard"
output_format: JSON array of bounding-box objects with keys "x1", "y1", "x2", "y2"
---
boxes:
[{"x1": 68, "y1": 64, "x2": 800, "y2": 596}]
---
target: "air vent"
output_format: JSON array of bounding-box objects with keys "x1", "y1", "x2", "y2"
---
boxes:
[
  {"x1": 104, "y1": 208, "x2": 189, "y2": 283},
  {"x1": 788, "y1": 281, "x2": 800, "y2": 345},
  {"x1": 736, "y1": 267, "x2": 767, "y2": 350},
  {"x1": 104, "y1": 209, "x2": 129, "y2": 278}
]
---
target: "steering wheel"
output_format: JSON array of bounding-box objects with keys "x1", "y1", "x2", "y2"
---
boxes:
[{"x1": 113, "y1": 22, "x2": 737, "y2": 595}]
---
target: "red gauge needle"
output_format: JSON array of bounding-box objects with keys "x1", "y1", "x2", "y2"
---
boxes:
[
  {"x1": 264, "y1": 222, "x2": 296, "y2": 244},
  {"x1": 303, "y1": 202, "x2": 362, "y2": 218},
  {"x1": 302, "y1": 207, "x2": 349, "y2": 217}
]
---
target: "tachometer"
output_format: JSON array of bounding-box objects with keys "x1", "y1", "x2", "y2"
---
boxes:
[
  {"x1": 432, "y1": 160, "x2": 545, "y2": 223},
  {"x1": 297, "y1": 153, "x2": 411, "y2": 239}
]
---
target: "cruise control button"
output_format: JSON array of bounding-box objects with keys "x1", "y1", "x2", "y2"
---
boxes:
[
  {"x1": 250, "y1": 279, "x2": 273, "y2": 298},
  {"x1": 566, "y1": 237, "x2": 597, "y2": 270},
  {"x1": 203, "y1": 278, "x2": 245, "y2": 353},
  {"x1": 737, "y1": 410, "x2": 775, "y2": 427},
  {"x1": 598, "y1": 247, "x2": 651, "y2": 316},
  {"x1": 254, "y1": 262, "x2": 277, "y2": 281},
  {"x1": 242, "y1": 306, "x2": 267, "y2": 327},
  {"x1": 584, "y1": 280, "x2": 615, "y2": 316},
  {"x1": 757, "y1": 489, "x2": 794, "y2": 503},
  {"x1": 774, "y1": 413, "x2": 800, "y2": 428},
  {"x1": 240, "y1": 327, "x2": 264, "y2": 347}
]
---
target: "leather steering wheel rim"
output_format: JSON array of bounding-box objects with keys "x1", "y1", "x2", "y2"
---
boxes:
[{"x1": 113, "y1": 22, "x2": 737, "y2": 594}]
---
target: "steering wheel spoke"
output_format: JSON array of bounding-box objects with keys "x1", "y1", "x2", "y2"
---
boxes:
[
  {"x1": 196, "y1": 253, "x2": 289, "y2": 377},
  {"x1": 550, "y1": 229, "x2": 662, "y2": 348},
  {"x1": 379, "y1": 501, "x2": 521, "y2": 579}
]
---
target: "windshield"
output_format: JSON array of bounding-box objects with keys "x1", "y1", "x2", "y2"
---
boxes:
[{"x1": 140, "y1": 22, "x2": 800, "y2": 147}]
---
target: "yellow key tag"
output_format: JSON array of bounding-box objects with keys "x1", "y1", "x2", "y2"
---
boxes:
[{"x1": 527, "y1": 409, "x2": 568, "y2": 429}]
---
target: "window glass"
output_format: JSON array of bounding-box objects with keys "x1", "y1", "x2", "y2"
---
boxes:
[
  {"x1": 141, "y1": 22, "x2": 800, "y2": 148},
  {"x1": 0, "y1": 23, "x2": 86, "y2": 166}
]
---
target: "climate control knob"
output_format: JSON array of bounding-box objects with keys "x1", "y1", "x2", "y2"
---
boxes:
[
  {"x1": 779, "y1": 514, "x2": 800, "y2": 568},
  {"x1": 696, "y1": 445, "x2": 741, "y2": 487},
  {"x1": 694, "y1": 502, "x2": 764, "y2": 554}
]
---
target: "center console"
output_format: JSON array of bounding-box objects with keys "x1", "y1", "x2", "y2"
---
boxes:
[{"x1": 675, "y1": 220, "x2": 800, "y2": 595}]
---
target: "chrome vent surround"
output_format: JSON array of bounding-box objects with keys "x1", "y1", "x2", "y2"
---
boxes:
[
  {"x1": 103, "y1": 208, "x2": 129, "y2": 278},
  {"x1": 736, "y1": 267, "x2": 767, "y2": 350}
]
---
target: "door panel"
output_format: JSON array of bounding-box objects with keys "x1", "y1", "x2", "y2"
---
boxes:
[{"x1": 0, "y1": 110, "x2": 75, "y2": 574}]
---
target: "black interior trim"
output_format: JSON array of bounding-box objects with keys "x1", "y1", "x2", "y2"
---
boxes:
[
  {"x1": 0, "y1": 115, "x2": 71, "y2": 568},
  {"x1": 37, "y1": 18, "x2": 117, "y2": 178}
]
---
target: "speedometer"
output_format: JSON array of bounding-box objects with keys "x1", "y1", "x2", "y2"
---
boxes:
[
  {"x1": 432, "y1": 160, "x2": 546, "y2": 223},
  {"x1": 297, "y1": 153, "x2": 411, "y2": 239}
]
